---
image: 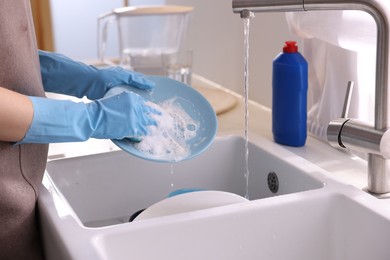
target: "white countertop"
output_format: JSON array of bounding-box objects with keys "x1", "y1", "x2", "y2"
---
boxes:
[{"x1": 48, "y1": 74, "x2": 371, "y2": 198}]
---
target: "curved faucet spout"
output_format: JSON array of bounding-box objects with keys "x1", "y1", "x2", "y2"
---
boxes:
[
  {"x1": 233, "y1": 0, "x2": 305, "y2": 12},
  {"x1": 232, "y1": 0, "x2": 390, "y2": 194}
]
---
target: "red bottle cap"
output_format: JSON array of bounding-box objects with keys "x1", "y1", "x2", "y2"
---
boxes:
[{"x1": 283, "y1": 41, "x2": 298, "y2": 53}]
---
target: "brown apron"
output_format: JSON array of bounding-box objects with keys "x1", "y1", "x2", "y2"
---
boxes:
[{"x1": 0, "y1": 1, "x2": 49, "y2": 259}]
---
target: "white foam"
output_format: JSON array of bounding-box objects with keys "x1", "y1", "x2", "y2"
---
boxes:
[{"x1": 134, "y1": 97, "x2": 199, "y2": 161}]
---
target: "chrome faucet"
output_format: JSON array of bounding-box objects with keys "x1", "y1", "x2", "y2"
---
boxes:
[{"x1": 232, "y1": 0, "x2": 390, "y2": 194}]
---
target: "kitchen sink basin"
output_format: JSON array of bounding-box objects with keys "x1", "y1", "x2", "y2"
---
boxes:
[
  {"x1": 39, "y1": 134, "x2": 390, "y2": 259},
  {"x1": 43, "y1": 134, "x2": 324, "y2": 228}
]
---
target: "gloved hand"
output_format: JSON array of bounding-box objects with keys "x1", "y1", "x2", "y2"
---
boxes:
[
  {"x1": 39, "y1": 50, "x2": 155, "y2": 100},
  {"x1": 19, "y1": 90, "x2": 160, "y2": 144}
]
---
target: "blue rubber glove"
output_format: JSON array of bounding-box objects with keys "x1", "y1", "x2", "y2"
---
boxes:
[
  {"x1": 39, "y1": 50, "x2": 155, "y2": 100},
  {"x1": 19, "y1": 90, "x2": 160, "y2": 144}
]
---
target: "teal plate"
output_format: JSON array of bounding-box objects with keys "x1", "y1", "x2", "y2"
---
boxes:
[{"x1": 105, "y1": 75, "x2": 218, "y2": 163}]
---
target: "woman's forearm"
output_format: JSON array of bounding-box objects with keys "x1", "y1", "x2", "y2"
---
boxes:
[{"x1": 0, "y1": 87, "x2": 33, "y2": 142}]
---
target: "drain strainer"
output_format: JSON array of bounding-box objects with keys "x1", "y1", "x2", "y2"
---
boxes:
[{"x1": 267, "y1": 171, "x2": 279, "y2": 193}]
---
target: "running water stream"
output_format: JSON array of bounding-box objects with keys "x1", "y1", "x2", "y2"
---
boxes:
[
  {"x1": 170, "y1": 163, "x2": 175, "y2": 190},
  {"x1": 243, "y1": 16, "x2": 251, "y2": 199}
]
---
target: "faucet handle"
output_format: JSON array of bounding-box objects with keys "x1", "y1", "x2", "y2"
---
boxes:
[
  {"x1": 327, "y1": 81, "x2": 390, "y2": 159},
  {"x1": 327, "y1": 81, "x2": 354, "y2": 148},
  {"x1": 341, "y1": 81, "x2": 354, "y2": 118},
  {"x1": 327, "y1": 118, "x2": 390, "y2": 159}
]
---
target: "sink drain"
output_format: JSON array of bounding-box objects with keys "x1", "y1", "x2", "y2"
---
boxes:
[{"x1": 267, "y1": 172, "x2": 279, "y2": 193}]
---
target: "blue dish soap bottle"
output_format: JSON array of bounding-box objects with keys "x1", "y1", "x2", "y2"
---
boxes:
[{"x1": 272, "y1": 41, "x2": 308, "y2": 147}]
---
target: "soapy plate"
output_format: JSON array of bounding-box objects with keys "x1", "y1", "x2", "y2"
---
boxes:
[{"x1": 105, "y1": 75, "x2": 217, "y2": 163}]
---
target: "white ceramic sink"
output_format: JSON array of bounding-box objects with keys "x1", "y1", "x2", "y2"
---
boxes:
[
  {"x1": 39, "y1": 134, "x2": 390, "y2": 259},
  {"x1": 92, "y1": 190, "x2": 390, "y2": 260}
]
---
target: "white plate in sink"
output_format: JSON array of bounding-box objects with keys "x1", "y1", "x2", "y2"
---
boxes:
[{"x1": 134, "y1": 191, "x2": 248, "y2": 221}]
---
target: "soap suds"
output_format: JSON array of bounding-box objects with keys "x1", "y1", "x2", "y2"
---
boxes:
[{"x1": 133, "y1": 97, "x2": 199, "y2": 161}]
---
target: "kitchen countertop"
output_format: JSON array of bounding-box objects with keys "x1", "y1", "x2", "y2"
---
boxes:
[{"x1": 48, "y1": 74, "x2": 374, "y2": 199}]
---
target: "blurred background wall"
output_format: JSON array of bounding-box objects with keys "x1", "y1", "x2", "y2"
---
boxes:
[{"x1": 33, "y1": 0, "x2": 299, "y2": 108}]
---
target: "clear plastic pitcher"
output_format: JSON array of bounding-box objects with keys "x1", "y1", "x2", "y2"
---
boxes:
[{"x1": 98, "y1": 5, "x2": 193, "y2": 70}]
